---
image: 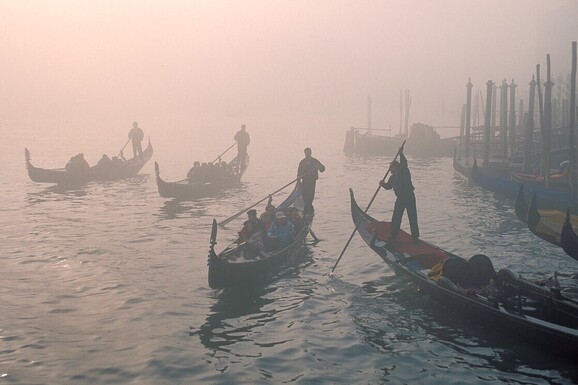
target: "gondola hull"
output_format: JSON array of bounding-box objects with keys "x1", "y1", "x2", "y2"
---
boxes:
[
  {"x1": 155, "y1": 156, "x2": 248, "y2": 200},
  {"x1": 25, "y1": 140, "x2": 153, "y2": 185},
  {"x1": 349, "y1": 188, "x2": 578, "y2": 359}
]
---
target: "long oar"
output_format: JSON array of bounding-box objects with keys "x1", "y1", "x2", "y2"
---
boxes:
[
  {"x1": 118, "y1": 138, "x2": 131, "y2": 157},
  {"x1": 218, "y1": 178, "x2": 299, "y2": 227},
  {"x1": 331, "y1": 140, "x2": 406, "y2": 273},
  {"x1": 212, "y1": 143, "x2": 236, "y2": 164}
]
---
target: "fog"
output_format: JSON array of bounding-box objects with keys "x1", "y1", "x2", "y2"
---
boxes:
[{"x1": 2, "y1": 1, "x2": 576, "y2": 141}]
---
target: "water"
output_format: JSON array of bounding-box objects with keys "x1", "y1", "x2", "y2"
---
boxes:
[{"x1": 2, "y1": 123, "x2": 577, "y2": 384}]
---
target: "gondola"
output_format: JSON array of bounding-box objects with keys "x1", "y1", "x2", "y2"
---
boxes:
[
  {"x1": 349, "y1": 188, "x2": 578, "y2": 358},
  {"x1": 561, "y1": 210, "x2": 578, "y2": 261},
  {"x1": 515, "y1": 185, "x2": 578, "y2": 262},
  {"x1": 208, "y1": 181, "x2": 312, "y2": 289},
  {"x1": 155, "y1": 154, "x2": 248, "y2": 200},
  {"x1": 25, "y1": 139, "x2": 153, "y2": 185},
  {"x1": 470, "y1": 159, "x2": 576, "y2": 212}
]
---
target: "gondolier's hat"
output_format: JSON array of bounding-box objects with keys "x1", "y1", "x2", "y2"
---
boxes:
[
  {"x1": 247, "y1": 209, "x2": 257, "y2": 216},
  {"x1": 275, "y1": 211, "x2": 286, "y2": 219}
]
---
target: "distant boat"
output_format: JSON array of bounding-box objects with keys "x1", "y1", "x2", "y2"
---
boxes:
[
  {"x1": 25, "y1": 139, "x2": 153, "y2": 185},
  {"x1": 155, "y1": 154, "x2": 248, "y2": 201},
  {"x1": 344, "y1": 123, "x2": 455, "y2": 157}
]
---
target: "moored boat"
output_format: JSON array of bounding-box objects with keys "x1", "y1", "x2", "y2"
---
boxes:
[
  {"x1": 155, "y1": 154, "x2": 248, "y2": 200},
  {"x1": 349, "y1": 188, "x2": 578, "y2": 358},
  {"x1": 515, "y1": 185, "x2": 578, "y2": 262},
  {"x1": 208, "y1": 181, "x2": 312, "y2": 289},
  {"x1": 344, "y1": 124, "x2": 455, "y2": 158},
  {"x1": 25, "y1": 139, "x2": 153, "y2": 185},
  {"x1": 470, "y1": 159, "x2": 577, "y2": 212},
  {"x1": 561, "y1": 210, "x2": 578, "y2": 262}
]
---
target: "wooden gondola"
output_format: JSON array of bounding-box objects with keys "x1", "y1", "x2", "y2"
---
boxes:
[
  {"x1": 344, "y1": 124, "x2": 455, "y2": 157},
  {"x1": 516, "y1": 185, "x2": 578, "y2": 262},
  {"x1": 155, "y1": 155, "x2": 248, "y2": 200},
  {"x1": 561, "y1": 209, "x2": 578, "y2": 261},
  {"x1": 470, "y1": 159, "x2": 576, "y2": 212},
  {"x1": 349, "y1": 188, "x2": 578, "y2": 358},
  {"x1": 25, "y1": 139, "x2": 153, "y2": 185},
  {"x1": 208, "y1": 181, "x2": 312, "y2": 289}
]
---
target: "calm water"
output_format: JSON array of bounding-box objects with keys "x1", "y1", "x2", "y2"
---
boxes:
[{"x1": 2, "y1": 123, "x2": 578, "y2": 385}]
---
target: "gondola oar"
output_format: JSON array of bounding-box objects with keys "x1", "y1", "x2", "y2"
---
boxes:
[
  {"x1": 331, "y1": 140, "x2": 406, "y2": 273},
  {"x1": 218, "y1": 178, "x2": 299, "y2": 227},
  {"x1": 118, "y1": 138, "x2": 131, "y2": 157},
  {"x1": 218, "y1": 167, "x2": 318, "y2": 228},
  {"x1": 211, "y1": 143, "x2": 236, "y2": 164}
]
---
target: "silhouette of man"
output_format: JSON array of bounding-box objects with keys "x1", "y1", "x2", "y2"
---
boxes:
[
  {"x1": 379, "y1": 144, "x2": 419, "y2": 241},
  {"x1": 128, "y1": 121, "x2": 144, "y2": 158},
  {"x1": 234, "y1": 124, "x2": 250, "y2": 169},
  {"x1": 297, "y1": 147, "x2": 325, "y2": 216}
]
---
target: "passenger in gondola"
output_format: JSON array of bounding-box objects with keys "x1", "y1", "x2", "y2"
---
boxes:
[
  {"x1": 238, "y1": 209, "x2": 266, "y2": 243},
  {"x1": 289, "y1": 207, "x2": 304, "y2": 236},
  {"x1": 96, "y1": 154, "x2": 113, "y2": 169},
  {"x1": 260, "y1": 203, "x2": 276, "y2": 231},
  {"x1": 111, "y1": 154, "x2": 125, "y2": 167},
  {"x1": 65, "y1": 153, "x2": 90, "y2": 174},
  {"x1": 187, "y1": 161, "x2": 201, "y2": 183},
  {"x1": 267, "y1": 211, "x2": 294, "y2": 250},
  {"x1": 378, "y1": 144, "x2": 419, "y2": 241}
]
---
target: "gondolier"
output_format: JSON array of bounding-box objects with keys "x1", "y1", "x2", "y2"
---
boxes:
[
  {"x1": 234, "y1": 124, "x2": 250, "y2": 169},
  {"x1": 297, "y1": 147, "x2": 325, "y2": 216},
  {"x1": 379, "y1": 144, "x2": 419, "y2": 241},
  {"x1": 128, "y1": 121, "x2": 144, "y2": 158}
]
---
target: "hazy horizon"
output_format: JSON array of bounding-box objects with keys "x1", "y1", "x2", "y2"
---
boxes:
[{"x1": 2, "y1": 1, "x2": 576, "y2": 142}]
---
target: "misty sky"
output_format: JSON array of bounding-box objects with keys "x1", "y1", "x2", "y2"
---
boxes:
[{"x1": 1, "y1": 1, "x2": 575, "y2": 138}]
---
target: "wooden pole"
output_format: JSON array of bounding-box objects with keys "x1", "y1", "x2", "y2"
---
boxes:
[
  {"x1": 569, "y1": 42, "x2": 577, "y2": 204},
  {"x1": 524, "y1": 76, "x2": 537, "y2": 173},
  {"x1": 544, "y1": 54, "x2": 554, "y2": 189},
  {"x1": 483, "y1": 80, "x2": 494, "y2": 167},
  {"x1": 500, "y1": 79, "x2": 509, "y2": 160},
  {"x1": 465, "y1": 79, "x2": 473, "y2": 162},
  {"x1": 509, "y1": 79, "x2": 517, "y2": 155}
]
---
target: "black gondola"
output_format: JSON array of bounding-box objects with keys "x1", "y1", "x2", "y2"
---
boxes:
[
  {"x1": 349, "y1": 188, "x2": 578, "y2": 359},
  {"x1": 155, "y1": 154, "x2": 248, "y2": 200},
  {"x1": 25, "y1": 139, "x2": 153, "y2": 185},
  {"x1": 208, "y1": 181, "x2": 312, "y2": 289}
]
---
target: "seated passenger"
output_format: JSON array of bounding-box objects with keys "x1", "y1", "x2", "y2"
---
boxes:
[
  {"x1": 260, "y1": 203, "x2": 276, "y2": 231},
  {"x1": 96, "y1": 154, "x2": 112, "y2": 169},
  {"x1": 289, "y1": 207, "x2": 304, "y2": 235},
  {"x1": 65, "y1": 153, "x2": 90, "y2": 173},
  {"x1": 187, "y1": 161, "x2": 201, "y2": 183},
  {"x1": 238, "y1": 209, "x2": 266, "y2": 243},
  {"x1": 267, "y1": 211, "x2": 294, "y2": 250}
]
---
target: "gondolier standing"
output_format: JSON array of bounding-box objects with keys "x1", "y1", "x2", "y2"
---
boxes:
[
  {"x1": 234, "y1": 124, "x2": 250, "y2": 170},
  {"x1": 297, "y1": 147, "x2": 325, "y2": 216},
  {"x1": 128, "y1": 121, "x2": 144, "y2": 158},
  {"x1": 379, "y1": 144, "x2": 419, "y2": 241}
]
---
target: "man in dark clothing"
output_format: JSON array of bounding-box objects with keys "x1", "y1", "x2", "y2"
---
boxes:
[
  {"x1": 128, "y1": 121, "x2": 144, "y2": 158},
  {"x1": 238, "y1": 209, "x2": 266, "y2": 243},
  {"x1": 379, "y1": 145, "x2": 419, "y2": 240},
  {"x1": 234, "y1": 124, "x2": 250, "y2": 170},
  {"x1": 297, "y1": 147, "x2": 325, "y2": 216}
]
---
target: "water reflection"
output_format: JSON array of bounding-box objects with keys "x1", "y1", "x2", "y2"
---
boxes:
[
  {"x1": 157, "y1": 199, "x2": 207, "y2": 220},
  {"x1": 196, "y1": 255, "x2": 314, "y2": 356},
  {"x1": 26, "y1": 184, "x2": 88, "y2": 204}
]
